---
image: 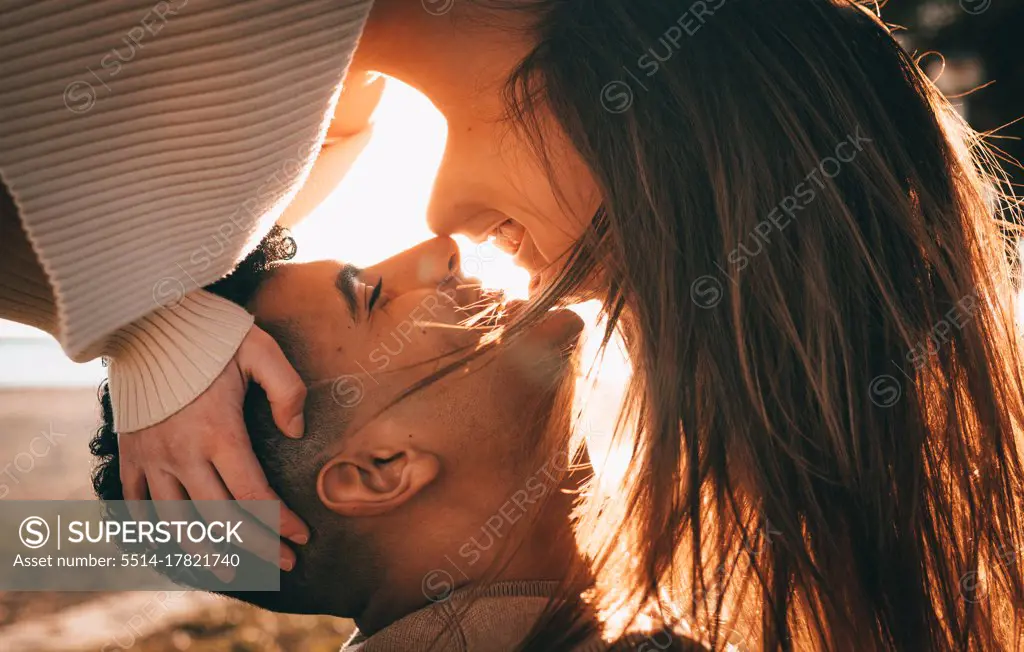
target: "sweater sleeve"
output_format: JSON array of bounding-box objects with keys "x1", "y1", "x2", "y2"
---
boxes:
[
  {"x1": 0, "y1": 0, "x2": 372, "y2": 431},
  {"x1": 1, "y1": 185, "x2": 255, "y2": 432},
  {"x1": 103, "y1": 289, "x2": 256, "y2": 433}
]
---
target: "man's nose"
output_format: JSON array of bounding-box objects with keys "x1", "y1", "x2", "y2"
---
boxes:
[{"x1": 362, "y1": 237, "x2": 461, "y2": 295}]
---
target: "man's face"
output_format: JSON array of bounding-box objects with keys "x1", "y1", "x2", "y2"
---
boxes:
[
  {"x1": 247, "y1": 237, "x2": 583, "y2": 458},
  {"x1": 227, "y1": 236, "x2": 586, "y2": 618}
]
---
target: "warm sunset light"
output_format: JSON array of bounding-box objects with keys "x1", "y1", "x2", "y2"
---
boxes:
[
  {"x1": 280, "y1": 77, "x2": 531, "y2": 300},
  {"x1": 3, "y1": 3, "x2": 1021, "y2": 650},
  {"x1": 280, "y1": 76, "x2": 632, "y2": 482}
]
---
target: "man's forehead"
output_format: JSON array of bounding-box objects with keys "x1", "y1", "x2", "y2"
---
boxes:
[
  {"x1": 248, "y1": 260, "x2": 349, "y2": 376},
  {"x1": 254, "y1": 317, "x2": 358, "y2": 441}
]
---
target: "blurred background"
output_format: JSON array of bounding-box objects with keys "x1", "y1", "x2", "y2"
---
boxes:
[
  {"x1": 0, "y1": 1, "x2": 1019, "y2": 650},
  {"x1": 884, "y1": 0, "x2": 1023, "y2": 191}
]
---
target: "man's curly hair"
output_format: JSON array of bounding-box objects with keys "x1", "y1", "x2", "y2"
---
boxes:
[
  {"x1": 90, "y1": 226, "x2": 299, "y2": 501},
  {"x1": 84, "y1": 227, "x2": 356, "y2": 612}
]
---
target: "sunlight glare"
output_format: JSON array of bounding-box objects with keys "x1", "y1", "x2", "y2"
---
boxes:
[
  {"x1": 278, "y1": 75, "x2": 633, "y2": 483},
  {"x1": 280, "y1": 77, "x2": 531, "y2": 298}
]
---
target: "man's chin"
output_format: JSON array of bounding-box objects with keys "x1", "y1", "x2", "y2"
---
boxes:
[
  {"x1": 529, "y1": 307, "x2": 584, "y2": 351},
  {"x1": 488, "y1": 305, "x2": 583, "y2": 397},
  {"x1": 496, "y1": 301, "x2": 584, "y2": 352}
]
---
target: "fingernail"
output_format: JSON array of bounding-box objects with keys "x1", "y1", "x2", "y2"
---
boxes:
[
  {"x1": 215, "y1": 566, "x2": 236, "y2": 583},
  {"x1": 288, "y1": 414, "x2": 305, "y2": 438},
  {"x1": 281, "y1": 555, "x2": 295, "y2": 572},
  {"x1": 290, "y1": 533, "x2": 309, "y2": 545}
]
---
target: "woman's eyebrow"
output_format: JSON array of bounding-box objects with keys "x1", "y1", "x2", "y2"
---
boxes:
[{"x1": 335, "y1": 263, "x2": 362, "y2": 321}]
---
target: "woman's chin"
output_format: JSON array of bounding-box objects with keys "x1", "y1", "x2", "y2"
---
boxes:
[{"x1": 528, "y1": 269, "x2": 602, "y2": 303}]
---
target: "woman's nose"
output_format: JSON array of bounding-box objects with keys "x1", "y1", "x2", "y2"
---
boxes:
[{"x1": 361, "y1": 237, "x2": 461, "y2": 295}]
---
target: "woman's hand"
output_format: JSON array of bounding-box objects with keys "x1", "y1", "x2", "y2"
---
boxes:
[
  {"x1": 326, "y1": 70, "x2": 386, "y2": 140},
  {"x1": 118, "y1": 326, "x2": 310, "y2": 571}
]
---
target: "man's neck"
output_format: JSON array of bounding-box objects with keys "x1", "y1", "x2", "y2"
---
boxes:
[{"x1": 353, "y1": 492, "x2": 581, "y2": 635}]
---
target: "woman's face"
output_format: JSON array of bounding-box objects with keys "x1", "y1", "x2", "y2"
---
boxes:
[{"x1": 354, "y1": 0, "x2": 601, "y2": 295}]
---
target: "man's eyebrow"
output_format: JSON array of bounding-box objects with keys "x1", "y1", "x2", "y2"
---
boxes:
[{"x1": 335, "y1": 263, "x2": 362, "y2": 321}]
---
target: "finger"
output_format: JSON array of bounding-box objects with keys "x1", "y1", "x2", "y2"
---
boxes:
[
  {"x1": 213, "y1": 446, "x2": 308, "y2": 556},
  {"x1": 119, "y1": 460, "x2": 149, "y2": 524},
  {"x1": 186, "y1": 464, "x2": 295, "y2": 574},
  {"x1": 120, "y1": 461, "x2": 147, "y2": 500},
  {"x1": 118, "y1": 432, "x2": 150, "y2": 523},
  {"x1": 240, "y1": 328, "x2": 307, "y2": 438},
  {"x1": 148, "y1": 472, "x2": 223, "y2": 582},
  {"x1": 147, "y1": 470, "x2": 186, "y2": 503},
  {"x1": 177, "y1": 467, "x2": 242, "y2": 583}
]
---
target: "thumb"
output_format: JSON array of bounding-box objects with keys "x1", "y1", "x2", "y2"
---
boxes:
[{"x1": 238, "y1": 326, "x2": 307, "y2": 438}]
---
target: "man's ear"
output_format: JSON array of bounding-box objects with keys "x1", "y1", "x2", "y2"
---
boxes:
[{"x1": 316, "y1": 431, "x2": 440, "y2": 517}]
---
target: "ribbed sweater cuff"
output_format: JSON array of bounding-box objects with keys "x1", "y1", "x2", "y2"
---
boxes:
[{"x1": 105, "y1": 290, "x2": 253, "y2": 433}]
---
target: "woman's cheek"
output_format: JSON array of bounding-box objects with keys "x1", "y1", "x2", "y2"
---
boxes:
[{"x1": 530, "y1": 214, "x2": 590, "y2": 262}]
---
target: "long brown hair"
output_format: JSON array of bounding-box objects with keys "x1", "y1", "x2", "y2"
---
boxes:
[{"x1": 461, "y1": 0, "x2": 1024, "y2": 649}]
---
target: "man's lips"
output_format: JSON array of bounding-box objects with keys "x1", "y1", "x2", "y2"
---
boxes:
[
  {"x1": 445, "y1": 275, "x2": 583, "y2": 348},
  {"x1": 452, "y1": 279, "x2": 502, "y2": 313}
]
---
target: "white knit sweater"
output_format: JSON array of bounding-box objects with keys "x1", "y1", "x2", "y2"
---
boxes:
[{"x1": 0, "y1": 0, "x2": 373, "y2": 431}]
